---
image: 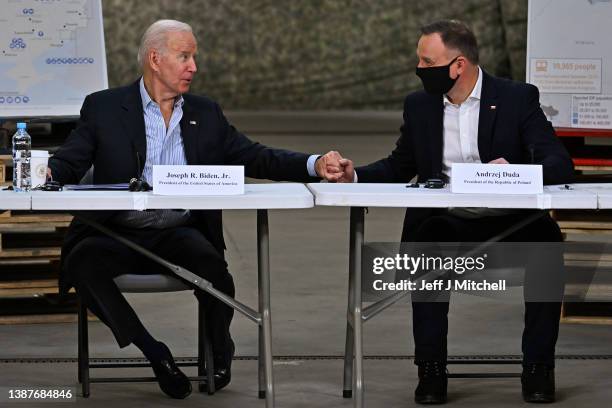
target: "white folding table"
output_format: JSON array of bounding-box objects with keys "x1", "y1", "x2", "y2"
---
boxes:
[
  {"x1": 0, "y1": 190, "x2": 32, "y2": 210},
  {"x1": 307, "y1": 182, "x2": 599, "y2": 408},
  {"x1": 29, "y1": 183, "x2": 314, "y2": 407},
  {"x1": 568, "y1": 183, "x2": 612, "y2": 209}
]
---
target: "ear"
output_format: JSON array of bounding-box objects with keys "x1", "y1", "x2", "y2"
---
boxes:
[
  {"x1": 455, "y1": 56, "x2": 467, "y2": 75},
  {"x1": 148, "y1": 49, "x2": 162, "y2": 72}
]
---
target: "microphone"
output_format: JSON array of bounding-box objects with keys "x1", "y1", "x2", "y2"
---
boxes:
[{"x1": 129, "y1": 143, "x2": 152, "y2": 192}]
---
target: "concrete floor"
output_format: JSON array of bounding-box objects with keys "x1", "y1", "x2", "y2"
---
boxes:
[{"x1": 1, "y1": 132, "x2": 611, "y2": 407}]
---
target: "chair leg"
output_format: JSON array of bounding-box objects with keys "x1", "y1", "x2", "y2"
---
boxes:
[
  {"x1": 77, "y1": 304, "x2": 82, "y2": 385},
  {"x1": 258, "y1": 325, "x2": 265, "y2": 399},
  {"x1": 198, "y1": 298, "x2": 215, "y2": 394},
  {"x1": 77, "y1": 298, "x2": 90, "y2": 398}
]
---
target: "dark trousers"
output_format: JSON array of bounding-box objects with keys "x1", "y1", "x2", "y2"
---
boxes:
[
  {"x1": 65, "y1": 225, "x2": 235, "y2": 361},
  {"x1": 411, "y1": 211, "x2": 563, "y2": 366}
]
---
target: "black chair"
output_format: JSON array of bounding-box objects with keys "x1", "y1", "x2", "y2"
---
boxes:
[{"x1": 77, "y1": 273, "x2": 216, "y2": 397}]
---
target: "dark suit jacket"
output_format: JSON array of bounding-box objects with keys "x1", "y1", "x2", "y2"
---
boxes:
[
  {"x1": 356, "y1": 70, "x2": 574, "y2": 241},
  {"x1": 50, "y1": 79, "x2": 318, "y2": 295}
]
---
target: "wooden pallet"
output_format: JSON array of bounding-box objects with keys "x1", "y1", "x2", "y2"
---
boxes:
[
  {"x1": 0, "y1": 212, "x2": 72, "y2": 225},
  {"x1": 0, "y1": 278, "x2": 62, "y2": 296},
  {"x1": 0, "y1": 212, "x2": 75, "y2": 323},
  {"x1": 0, "y1": 314, "x2": 78, "y2": 324},
  {"x1": 0, "y1": 213, "x2": 71, "y2": 261},
  {"x1": 561, "y1": 302, "x2": 612, "y2": 325},
  {"x1": 0, "y1": 146, "x2": 78, "y2": 324},
  {"x1": 557, "y1": 209, "x2": 612, "y2": 324},
  {"x1": 0, "y1": 292, "x2": 78, "y2": 324},
  {"x1": 556, "y1": 210, "x2": 612, "y2": 235},
  {"x1": 0, "y1": 156, "x2": 11, "y2": 188}
]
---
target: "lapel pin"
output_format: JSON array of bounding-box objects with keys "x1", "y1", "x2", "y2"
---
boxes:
[
  {"x1": 490, "y1": 105, "x2": 496, "y2": 110},
  {"x1": 189, "y1": 120, "x2": 197, "y2": 125}
]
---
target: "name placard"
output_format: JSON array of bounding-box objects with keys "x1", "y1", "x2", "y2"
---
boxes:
[
  {"x1": 451, "y1": 163, "x2": 543, "y2": 194},
  {"x1": 152, "y1": 165, "x2": 244, "y2": 195}
]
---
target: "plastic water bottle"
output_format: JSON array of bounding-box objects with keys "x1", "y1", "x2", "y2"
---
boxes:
[{"x1": 12, "y1": 122, "x2": 32, "y2": 192}]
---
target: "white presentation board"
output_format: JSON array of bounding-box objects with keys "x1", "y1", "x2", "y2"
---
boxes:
[
  {"x1": 527, "y1": 0, "x2": 612, "y2": 129},
  {"x1": 0, "y1": 0, "x2": 107, "y2": 118}
]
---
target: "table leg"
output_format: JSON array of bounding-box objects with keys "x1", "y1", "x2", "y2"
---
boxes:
[
  {"x1": 343, "y1": 260, "x2": 355, "y2": 398},
  {"x1": 258, "y1": 209, "x2": 275, "y2": 408},
  {"x1": 350, "y1": 207, "x2": 365, "y2": 408}
]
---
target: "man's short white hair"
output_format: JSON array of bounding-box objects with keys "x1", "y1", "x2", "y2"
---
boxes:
[{"x1": 137, "y1": 19, "x2": 193, "y2": 68}]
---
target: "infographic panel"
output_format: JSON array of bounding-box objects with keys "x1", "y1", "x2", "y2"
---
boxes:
[
  {"x1": 0, "y1": 0, "x2": 107, "y2": 118},
  {"x1": 527, "y1": 0, "x2": 612, "y2": 129}
]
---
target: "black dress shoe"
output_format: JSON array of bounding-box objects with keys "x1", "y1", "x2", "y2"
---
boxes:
[
  {"x1": 199, "y1": 342, "x2": 234, "y2": 392},
  {"x1": 415, "y1": 361, "x2": 448, "y2": 404},
  {"x1": 199, "y1": 366, "x2": 231, "y2": 392},
  {"x1": 522, "y1": 364, "x2": 555, "y2": 403},
  {"x1": 151, "y1": 343, "x2": 192, "y2": 399}
]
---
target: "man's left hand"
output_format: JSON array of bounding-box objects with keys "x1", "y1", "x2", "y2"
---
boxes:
[
  {"x1": 315, "y1": 151, "x2": 347, "y2": 181},
  {"x1": 488, "y1": 157, "x2": 509, "y2": 164}
]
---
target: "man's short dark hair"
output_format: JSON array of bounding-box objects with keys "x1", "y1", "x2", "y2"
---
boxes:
[{"x1": 420, "y1": 20, "x2": 479, "y2": 64}]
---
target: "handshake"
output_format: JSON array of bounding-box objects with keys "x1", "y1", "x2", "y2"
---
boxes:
[{"x1": 314, "y1": 151, "x2": 355, "y2": 183}]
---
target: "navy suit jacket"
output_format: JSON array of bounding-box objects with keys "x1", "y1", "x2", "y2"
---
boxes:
[
  {"x1": 50, "y1": 79, "x2": 318, "y2": 294},
  {"x1": 356, "y1": 70, "x2": 574, "y2": 241}
]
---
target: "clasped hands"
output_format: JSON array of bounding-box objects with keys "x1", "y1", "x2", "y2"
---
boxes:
[
  {"x1": 315, "y1": 153, "x2": 510, "y2": 183},
  {"x1": 315, "y1": 151, "x2": 355, "y2": 183}
]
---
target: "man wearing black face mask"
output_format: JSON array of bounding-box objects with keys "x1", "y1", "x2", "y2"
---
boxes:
[
  {"x1": 415, "y1": 54, "x2": 461, "y2": 95},
  {"x1": 335, "y1": 20, "x2": 573, "y2": 404}
]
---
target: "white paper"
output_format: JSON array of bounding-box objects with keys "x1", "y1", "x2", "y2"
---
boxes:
[
  {"x1": 152, "y1": 165, "x2": 244, "y2": 196},
  {"x1": 30, "y1": 150, "x2": 49, "y2": 188},
  {"x1": 451, "y1": 163, "x2": 543, "y2": 194}
]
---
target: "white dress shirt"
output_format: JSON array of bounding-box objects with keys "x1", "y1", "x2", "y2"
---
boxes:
[
  {"x1": 442, "y1": 68, "x2": 514, "y2": 218},
  {"x1": 442, "y1": 66, "x2": 483, "y2": 180}
]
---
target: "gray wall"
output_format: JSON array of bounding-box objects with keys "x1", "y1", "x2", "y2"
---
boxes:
[{"x1": 102, "y1": 0, "x2": 527, "y2": 109}]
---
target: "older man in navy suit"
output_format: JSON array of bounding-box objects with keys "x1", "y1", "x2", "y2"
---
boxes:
[{"x1": 49, "y1": 19, "x2": 344, "y2": 399}]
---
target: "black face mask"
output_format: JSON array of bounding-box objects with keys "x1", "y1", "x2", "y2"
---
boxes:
[{"x1": 415, "y1": 56, "x2": 460, "y2": 94}]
